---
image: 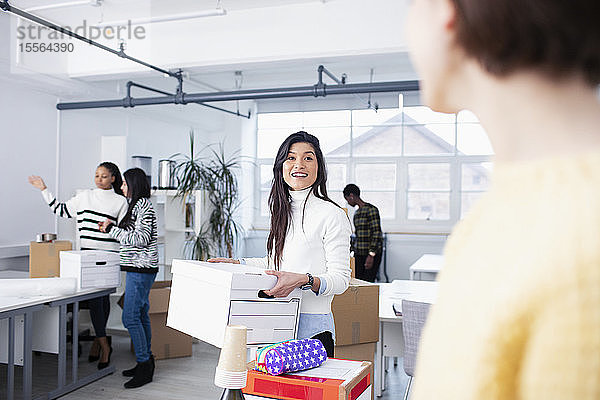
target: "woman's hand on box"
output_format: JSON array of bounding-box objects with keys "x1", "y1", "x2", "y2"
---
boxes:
[
  {"x1": 264, "y1": 270, "x2": 307, "y2": 297},
  {"x1": 207, "y1": 258, "x2": 240, "y2": 264}
]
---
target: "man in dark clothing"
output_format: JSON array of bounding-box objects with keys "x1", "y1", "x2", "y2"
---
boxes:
[{"x1": 343, "y1": 184, "x2": 383, "y2": 282}]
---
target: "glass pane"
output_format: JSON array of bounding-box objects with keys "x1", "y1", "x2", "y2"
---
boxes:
[
  {"x1": 408, "y1": 163, "x2": 450, "y2": 190},
  {"x1": 315, "y1": 127, "x2": 351, "y2": 157},
  {"x1": 355, "y1": 164, "x2": 396, "y2": 191},
  {"x1": 260, "y1": 191, "x2": 270, "y2": 217},
  {"x1": 257, "y1": 128, "x2": 294, "y2": 158},
  {"x1": 403, "y1": 106, "x2": 455, "y2": 124},
  {"x1": 328, "y1": 191, "x2": 346, "y2": 210},
  {"x1": 258, "y1": 112, "x2": 303, "y2": 129},
  {"x1": 404, "y1": 124, "x2": 455, "y2": 155},
  {"x1": 461, "y1": 162, "x2": 492, "y2": 191},
  {"x1": 326, "y1": 163, "x2": 347, "y2": 192},
  {"x1": 461, "y1": 192, "x2": 484, "y2": 219},
  {"x1": 353, "y1": 125, "x2": 402, "y2": 156},
  {"x1": 457, "y1": 109, "x2": 479, "y2": 123},
  {"x1": 302, "y1": 110, "x2": 350, "y2": 128},
  {"x1": 260, "y1": 164, "x2": 273, "y2": 190},
  {"x1": 361, "y1": 192, "x2": 395, "y2": 219},
  {"x1": 407, "y1": 192, "x2": 450, "y2": 220},
  {"x1": 457, "y1": 123, "x2": 494, "y2": 155},
  {"x1": 352, "y1": 108, "x2": 402, "y2": 126}
]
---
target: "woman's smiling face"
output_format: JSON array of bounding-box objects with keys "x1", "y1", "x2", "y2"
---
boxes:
[{"x1": 282, "y1": 142, "x2": 318, "y2": 191}]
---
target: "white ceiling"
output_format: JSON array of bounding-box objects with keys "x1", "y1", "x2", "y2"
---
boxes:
[{"x1": 3, "y1": 0, "x2": 417, "y2": 125}]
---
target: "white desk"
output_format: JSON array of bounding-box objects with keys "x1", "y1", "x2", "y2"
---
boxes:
[
  {"x1": 375, "y1": 280, "x2": 438, "y2": 397},
  {"x1": 0, "y1": 273, "x2": 116, "y2": 400},
  {"x1": 409, "y1": 254, "x2": 444, "y2": 280}
]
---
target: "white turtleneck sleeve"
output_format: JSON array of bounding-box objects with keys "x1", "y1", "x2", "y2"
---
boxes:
[{"x1": 243, "y1": 188, "x2": 352, "y2": 314}]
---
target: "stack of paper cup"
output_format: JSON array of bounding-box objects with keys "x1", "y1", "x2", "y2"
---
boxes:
[{"x1": 214, "y1": 325, "x2": 248, "y2": 389}]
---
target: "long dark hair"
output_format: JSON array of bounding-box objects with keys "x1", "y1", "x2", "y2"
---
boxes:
[
  {"x1": 98, "y1": 162, "x2": 124, "y2": 196},
  {"x1": 267, "y1": 131, "x2": 340, "y2": 269},
  {"x1": 119, "y1": 168, "x2": 151, "y2": 228}
]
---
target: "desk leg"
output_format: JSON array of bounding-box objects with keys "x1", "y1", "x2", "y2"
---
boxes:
[
  {"x1": 7, "y1": 316, "x2": 15, "y2": 400},
  {"x1": 57, "y1": 305, "x2": 67, "y2": 390},
  {"x1": 72, "y1": 302, "x2": 79, "y2": 384},
  {"x1": 23, "y1": 312, "x2": 33, "y2": 400},
  {"x1": 376, "y1": 321, "x2": 383, "y2": 397}
]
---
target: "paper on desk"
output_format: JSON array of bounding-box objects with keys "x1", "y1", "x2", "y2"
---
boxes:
[
  {"x1": 0, "y1": 277, "x2": 77, "y2": 297},
  {"x1": 287, "y1": 358, "x2": 364, "y2": 380}
]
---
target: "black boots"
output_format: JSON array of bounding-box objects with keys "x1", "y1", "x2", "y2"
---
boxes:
[
  {"x1": 123, "y1": 354, "x2": 155, "y2": 377},
  {"x1": 124, "y1": 358, "x2": 154, "y2": 389}
]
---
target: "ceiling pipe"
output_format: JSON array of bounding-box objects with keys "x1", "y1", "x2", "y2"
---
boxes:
[
  {"x1": 96, "y1": 8, "x2": 226, "y2": 28},
  {"x1": 0, "y1": 0, "x2": 182, "y2": 81},
  {"x1": 57, "y1": 80, "x2": 420, "y2": 110},
  {"x1": 125, "y1": 81, "x2": 251, "y2": 118}
]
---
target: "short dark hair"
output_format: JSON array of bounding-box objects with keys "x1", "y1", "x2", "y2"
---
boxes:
[
  {"x1": 343, "y1": 184, "x2": 360, "y2": 198},
  {"x1": 451, "y1": 0, "x2": 600, "y2": 86}
]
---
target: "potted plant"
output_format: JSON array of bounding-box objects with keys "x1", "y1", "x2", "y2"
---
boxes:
[{"x1": 171, "y1": 130, "x2": 243, "y2": 260}]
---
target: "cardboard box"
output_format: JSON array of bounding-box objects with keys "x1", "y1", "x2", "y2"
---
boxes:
[
  {"x1": 334, "y1": 342, "x2": 376, "y2": 400},
  {"x1": 167, "y1": 260, "x2": 302, "y2": 348},
  {"x1": 148, "y1": 281, "x2": 193, "y2": 360},
  {"x1": 60, "y1": 250, "x2": 120, "y2": 290},
  {"x1": 332, "y1": 278, "x2": 379, "y2": 346},
  {"x1": 244, "y1": 358, "x2": 372, "y2": 400},
  {"x1": 123, "y1": 281, "x2": 193, "y2": 360},
  {"x1": 334, "y1": 342, "x2": 376, "y2": 364},
  {"x1": 29, "y1": 240, "x2": 72, "y2": 278}
]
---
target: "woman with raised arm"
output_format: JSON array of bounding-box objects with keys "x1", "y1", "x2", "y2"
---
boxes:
[{"x1": 28, "y1": 162, "x2": 127, "y2": 369}]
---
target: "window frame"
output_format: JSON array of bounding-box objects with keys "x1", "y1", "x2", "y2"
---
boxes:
[{"x1": 254, "y1": 109, "x2": 492, "y2": 233}]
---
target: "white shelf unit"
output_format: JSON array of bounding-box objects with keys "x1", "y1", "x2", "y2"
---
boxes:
[{"x1": 151, "y1": 189, "x2": 210, "y2": 281}]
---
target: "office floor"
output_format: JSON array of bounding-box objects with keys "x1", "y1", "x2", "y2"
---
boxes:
[{"x1": 1, "y1": 334, "x2": 408, "y2": 399}]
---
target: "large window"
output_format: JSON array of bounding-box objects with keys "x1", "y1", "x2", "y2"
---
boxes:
[{"x1": 256, "y1": 104, "x2": 493, "y2": 231}]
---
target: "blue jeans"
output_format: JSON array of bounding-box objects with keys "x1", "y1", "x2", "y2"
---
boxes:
[{"x1": 122, "y1": 271, "x2": 157, "y2": 362}]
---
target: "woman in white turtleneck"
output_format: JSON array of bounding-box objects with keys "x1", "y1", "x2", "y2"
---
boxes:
[{"x1": 210, "y1": 131, "x2": 352, "y2": 356}]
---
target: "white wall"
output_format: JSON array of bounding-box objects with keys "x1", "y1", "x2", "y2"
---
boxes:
[{"x1": 0, "y1": 78, "x2": 58, "y2": 269}]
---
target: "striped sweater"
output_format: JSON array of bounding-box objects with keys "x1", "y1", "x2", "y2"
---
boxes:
[
  {"x1": 41, "y1": 188, "x2": 128, "y2": 252},
  {"x1": 109, "y1": 198, "x2": 159, "y2": 273}
]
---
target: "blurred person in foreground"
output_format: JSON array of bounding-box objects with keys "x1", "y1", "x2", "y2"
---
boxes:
[{"x1": 405, "y1": 0, "x2": 600, "y2": 399}]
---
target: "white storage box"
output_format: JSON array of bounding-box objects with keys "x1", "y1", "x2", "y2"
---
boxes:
[
  {"x1": 167, "y1": 260, "x2": 302, "y2": 348},
  {"x1": 60, "y1": 250, "x2": 120, "y2": 290}
]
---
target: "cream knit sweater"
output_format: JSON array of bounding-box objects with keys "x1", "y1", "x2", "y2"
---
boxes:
[
  {"x1": 243, "y1": 188, "x2": 352, "y2": 314},
  {"x1": 413, "y1": 151, "x2": 600, "y2": 399}
]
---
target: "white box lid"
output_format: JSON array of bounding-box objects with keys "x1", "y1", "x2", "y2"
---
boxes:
[
  {"x1": 60, "y1": 250, "x2": 120, "y2": 264},
  {"x1": 171, "y1": 259, "x2": 278, "y2": 290}
]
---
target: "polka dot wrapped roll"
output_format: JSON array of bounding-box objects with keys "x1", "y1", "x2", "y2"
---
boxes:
[{"x1": 255, "y1": 339, "x2": 328, "y2": 376}]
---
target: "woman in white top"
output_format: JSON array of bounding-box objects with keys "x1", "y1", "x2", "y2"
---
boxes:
[
  {"x1": 210, "y1": 131, "x2": 352, "y2": 356},
  {"x1": 28, "y1": 162, "x2": 128, "y2": 369}
]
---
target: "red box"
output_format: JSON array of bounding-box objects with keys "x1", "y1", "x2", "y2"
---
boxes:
[{"x1": 243, "y1": 358, "x2": 372, "y2": 400}]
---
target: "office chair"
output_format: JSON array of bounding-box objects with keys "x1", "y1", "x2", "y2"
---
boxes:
[{"x1": 401, "y1": 299, "x2": 431, "y2": 400}]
